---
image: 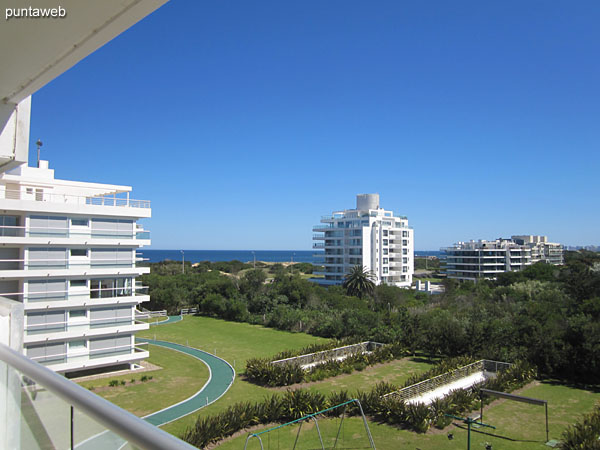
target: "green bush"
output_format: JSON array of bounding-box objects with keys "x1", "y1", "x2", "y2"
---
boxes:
[
  {"x1": 184, "y1": 358, "x2": 536, "y2": 448},
  {"x1": 560, "y1": 402, "x2": 600, "y2": 449},
  {"x1": 108, "y1": 380, "x2": 119, "y2": 387}
]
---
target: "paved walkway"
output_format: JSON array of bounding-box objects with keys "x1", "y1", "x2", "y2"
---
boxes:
[
  {"x1": 76, "y1": 333, "x2": 234, "y2": 449},
  {"x1": 149, "y1": 315, "x2": 183, "y2": 326}
]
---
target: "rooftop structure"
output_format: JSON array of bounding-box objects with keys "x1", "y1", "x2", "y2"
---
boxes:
[
  {"x1": 312, "y1": 194, "x2": 414, "y2": 288},
  {"x1": 442, "y1": 235, "x2": 563, "y2": 281}
]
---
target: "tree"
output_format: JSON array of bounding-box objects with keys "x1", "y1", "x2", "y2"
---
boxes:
[{"x1": 343, "y1": 265, "x2": 375, "y2": 299}]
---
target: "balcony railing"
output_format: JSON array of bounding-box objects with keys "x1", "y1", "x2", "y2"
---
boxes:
[
  {"x1": 27, "y1": 342, "x2": 148, "y2": 365},
  {"x1": 0, "y1": 225, "x2": 150, "y2": 239},
  {"x1": 0, "y1": 258, "x2": 142, "y2": 271},
  {"x1": 0, "y1": 188, "x2": 150, "y2": 209},
  {"x1": 0, "y1": 342, "x2": 195, "y2": 450},
  {"x1": 25, "y1": 317, "x2": 147, "y2": 336},
  {"x1": 0, "y1": 285, "x2": 149, "y2": 304}
]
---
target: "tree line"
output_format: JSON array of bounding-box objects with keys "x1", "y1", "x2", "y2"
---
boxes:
[{"x1": 141, "y1": 251, "x2": 600, "y2": 383}]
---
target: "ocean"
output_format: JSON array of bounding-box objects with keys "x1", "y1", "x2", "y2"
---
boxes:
[{"x1": 139, "y1": 249, "x2": 443, "y2": 264}]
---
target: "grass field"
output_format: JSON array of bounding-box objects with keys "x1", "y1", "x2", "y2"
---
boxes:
[
  {"x1": 215, "y1": 381, "x2": 600, "y2": 450},
  {"x1": 133, "y1": 316, "x2": 436, "y2": 437},
  {"x1": 106, "y1": 315, "x2": 599, "y2": 449},
  {"x1": 77, "y1": 344, "x2": 209, "y2": 417}
]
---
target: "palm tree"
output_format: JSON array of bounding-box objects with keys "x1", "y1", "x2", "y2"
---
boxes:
[{"x1": 343, "y1": 265, "x2": 375, "y2": 298}]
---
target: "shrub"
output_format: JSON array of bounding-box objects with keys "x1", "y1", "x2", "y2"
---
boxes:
[
  {"x1": 108, "y1": 380, "x2": 119, "y2": 387},
  {"x1": 140, "y1": 375, "x2": 148, "y2": 382}
]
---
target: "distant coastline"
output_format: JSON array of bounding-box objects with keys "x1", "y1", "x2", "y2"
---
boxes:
[{"x1": 139, "y1": 249, "x2": 443, "y2": 264}]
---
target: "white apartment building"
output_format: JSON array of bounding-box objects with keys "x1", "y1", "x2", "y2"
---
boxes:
[
  {"x1": 0, "y1": 160, "x2": 152, "y2": 374},
  {"x1": 443, "y1": 235, "x2": 563, "y2": 281},
  {"x1": 312, "y1": 194, "x2": 414, "y2": 288}
]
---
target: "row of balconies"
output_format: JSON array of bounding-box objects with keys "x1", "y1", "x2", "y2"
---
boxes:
[
  {"x1": 0, "y1": 187, "x2": 150, "y2": 209},
  {"x1": 0, "y1": 225, "x2": 150, "y2": 240}
]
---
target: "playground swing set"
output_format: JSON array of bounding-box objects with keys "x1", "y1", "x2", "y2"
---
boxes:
[{"x1": 243, "y1": 399, "x2": 376, "y2": 450}]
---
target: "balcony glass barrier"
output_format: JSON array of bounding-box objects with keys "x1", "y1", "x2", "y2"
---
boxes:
[
  {"x1": 0, "y1": 189, "x2": 150, "y2": 208},
  {"x1": 0, "y1": 342, "x2": 195, "y2": 450},
  {"x1": 0, "y1": 225, "x2": 150, "y2": 239},
  {"x1": 1, "y1": 286, "x2": 148, "y2": 303},
  {"x1": 25, "y1": 318, "x2": 146, "y2": 336},
  {"x1": 0, "y1": 258, "x2": 141, "y2": 270}
]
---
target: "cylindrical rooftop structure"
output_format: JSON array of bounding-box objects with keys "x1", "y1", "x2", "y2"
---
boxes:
[{"x1": 356, "y1": 193, "x2": 379, "y2": 210}]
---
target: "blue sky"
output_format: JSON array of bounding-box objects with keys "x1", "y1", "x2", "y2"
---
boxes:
[{"x1": 28, "y1": 1, "x2": 600, "y2": 250}]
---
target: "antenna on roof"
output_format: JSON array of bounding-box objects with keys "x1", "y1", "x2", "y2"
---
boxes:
[{"x1": 36, "y1": 139, "x2": 43, "y2": 167}]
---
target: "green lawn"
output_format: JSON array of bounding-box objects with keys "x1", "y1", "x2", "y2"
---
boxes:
[
  {"x1": 78, "y1": 344, "x2": 209, "y2": 417},
  {"x1": 137, "y1": 315, "x2": 328, "y2": 370},
  {"x1": 136, "y1": 316, "x2": 435, "y2": 437},
  {"x1": 215, "y1": 380, "x2": 600, "y2": 450}
]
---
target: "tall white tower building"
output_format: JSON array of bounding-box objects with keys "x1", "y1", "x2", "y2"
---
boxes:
[
  {"x1": 313, "y1": 194, "x2": 414, "y2": 288},
  {"x1": 0, "y1": 160, "x2": 151, "y2": 374}
]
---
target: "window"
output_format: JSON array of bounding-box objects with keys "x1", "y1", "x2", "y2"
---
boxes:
[
  {"x1": 403, "y1": 248, "x2": 408, "y2": 255},
  {"x1": 91, "y1": 219, "x2": 134, "y2": 238},
  {"x1": 402, "y1": 240, "x2": 408, "y2": 246},
  {"x1": 383, "y1": 258, "x2": 388, "y2": 264},
  {"x1": 28, "y1": 248, "x2": 67, "y2": 268},
  {"x1": 70, "y1": 249, "x2": 87, "y2": 257},
  {"x1": 69, "y1": 310, "x2": 86, "y2": 319},
  {"x1": 71, "y1": 218, "x2": 88, "y2": 226},
  {"x1": 383, "y1": 239, "x2": 388, "y2": 246},
  {"x1": 383, "y1": 248, "x2": 388, "y2": 255},
  {"x1": 403, "y1": 257, "x2": 408, "y2": 263},
  {"x1": 0, "y1": 215, "x2": 20, "y2": 237},
  {"x1": 402, "y1": 230, "x2": 408, "y2": 237},
  {"x1": 383, "y1": 267, "x2": 389, "y2": 274},
  {"x1": 90, "y1": 278, "x2": 132, "y2": 298},
  {"x1": 69, "y1": 340, "x2": 87, "y2": 349},
  {"x1": 382, "y1": 230, "x2": 388, "y2": 236},
  {"x1": 70, "y1": 279, "x2": 87, "y2": 287},
  {"x1": 402, "y1": 267, "x2": 408, "y2": 273},
  {"x1": 28, "y1": 280, "x2": 67, "y2": 301},
  {"x1": 29, "y1": 216, "x2": 68, "y2": 236}
]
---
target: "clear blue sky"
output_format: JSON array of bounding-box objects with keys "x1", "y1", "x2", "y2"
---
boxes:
[{"x1": 28, "y1": 1, "x2": 600, "y2": 250}]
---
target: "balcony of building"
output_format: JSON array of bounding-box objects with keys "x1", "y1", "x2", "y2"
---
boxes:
[
  {"x1": 23, "y1": 316, "x2": 149, "y2": 343},
  {"x1": 0, "y1": 224, "x2": 150, "y2": 244},
  {"x1": 0, "y1": 342, "x2": 194, "y2": 450}
]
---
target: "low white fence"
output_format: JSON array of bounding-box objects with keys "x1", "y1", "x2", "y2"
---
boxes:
[
  {"x1": 383, "y1": 359, "x2": 511, "y2": 403},
  {"x1": 271, "y1": 341, "x2": 385, "y2": 369},
  {"x1": 180, "y1": 307, "x2": 198, "y2": 315}
]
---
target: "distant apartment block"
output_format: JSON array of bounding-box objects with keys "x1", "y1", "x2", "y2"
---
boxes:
[
  {"x1": 0, "y1": 160, "x2": 151, "y2": 374},
  {"x1": 443, "y1": 235, "x2": 563, "y2": 281},
  {"x1": 312, "y1": 194, "x2": 414, "y2": 288}
]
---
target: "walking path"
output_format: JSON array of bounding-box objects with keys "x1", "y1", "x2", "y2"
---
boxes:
[
  {"x1": 76, "y1": 318, "x2": 234, "y2": 449},
  {"x1": 149, "y1": 315, "x2": 183, "y2": 326}
]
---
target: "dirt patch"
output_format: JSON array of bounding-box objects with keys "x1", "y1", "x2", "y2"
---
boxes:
[{"x1": 72, "y1": 359, "x2": 163, "y2": 383}]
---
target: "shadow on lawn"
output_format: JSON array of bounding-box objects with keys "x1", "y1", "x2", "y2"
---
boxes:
[
  {"x1": 541, "y1": 378, "x2": 600, "y2": 394},
  {"x1": 452, "y1": 423, "x2": 545, "y2": 444}
]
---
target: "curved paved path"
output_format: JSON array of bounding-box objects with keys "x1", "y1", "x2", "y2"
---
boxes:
[
  {"x1": 77, "y1": 322, "x2": 234, "y2": 449},
  {"x1": 149, "y1": 315, "x2": 183, "y2": 326},
  {"x1": 139, "y1": 339, "x2": 235, "y2": 425}
]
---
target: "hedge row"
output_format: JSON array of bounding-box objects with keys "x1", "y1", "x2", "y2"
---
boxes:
[
  {"x1": 559, "y1": 402, "x2": 600, "y2": 449},
  {"x1": 245, "y1": 342, "x2": 408, "y2": 386},
  {"x1": 183, "y1": 359, "x2": 536, "y2": 448}
]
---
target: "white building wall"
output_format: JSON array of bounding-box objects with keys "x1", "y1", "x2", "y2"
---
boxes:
[{"x1": 0, "y1": 162, "x2": 151, "y2": 374}]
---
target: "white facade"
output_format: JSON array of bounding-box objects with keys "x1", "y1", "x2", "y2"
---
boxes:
[
  {"x1": 443, "y1": 235, "x2": 564, "y2": 281},
  {"x1": 0, "y1": 160, "x2": 151, "y2": 374},
  {"x1": 313, "y1": 194, "x2": 414, "y2": 288}
]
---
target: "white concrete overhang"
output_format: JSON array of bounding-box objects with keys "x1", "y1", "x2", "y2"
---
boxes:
[{"x1": 1, "y1": 0, "x2": 169, "y2": 107}]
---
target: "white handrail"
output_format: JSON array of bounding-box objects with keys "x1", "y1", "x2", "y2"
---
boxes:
[
  {"x1": 0, "y1": 342, "x2": 195, "y2": 450},
  {"x1": 0, "y1": 189, "x2": 150, "y2": 208}
]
